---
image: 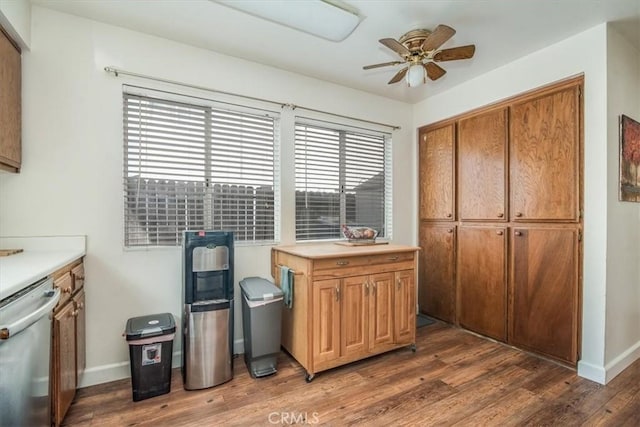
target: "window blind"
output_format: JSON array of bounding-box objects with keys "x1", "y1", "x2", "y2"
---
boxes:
[
  {"x1": 294, "y1": 121, "x2": 391, "y2": 241},
  {"x1": 124, "y1": 92, "x2": 278, "y2": 247}
]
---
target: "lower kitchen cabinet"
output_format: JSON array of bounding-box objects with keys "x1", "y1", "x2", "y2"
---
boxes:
[
  {"x1": 457, "y1": 226, "x2": 507, "y2": 341},
  {"x1": 510, "y1": 227, "x2": 580, "y2": 364},
  {"x1": 419, "y1": 223, "x2": 456, "y2": 323},
  {"x1": 272, "y1": 244, "x2": 419, "y2": 381},
  {"x1": 51, "y1": 259, "x2": 86, "y2": 426}
]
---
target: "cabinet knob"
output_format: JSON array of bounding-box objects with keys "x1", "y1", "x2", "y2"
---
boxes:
[
  {"x1": 496, "y1": 231, "x2": 504, "y2": 236},
  {"x1": 447, "y1": 228, "x2": 454, "y2": 233},
  {"x1": 336, "y1": 260, "x2": 349, "y2": 266},
  {"x1": 335, "y1": 286, "x2": 340, "y2": 301},
  {"x1": 71, "y1": 309, "x2": 79, "y2": 317},
  {"x1": 446, "y1": 213, "x2": 453, "y2": 218},
  {"x1": 515, "y1": 212, "x2": 523, "y2": 218},
  {"x1": 497, "y1": 213, "x2": 504, "y2": 218},
  {"x1": 515, "y1": 231, "x2": 523, "y2": 236},
  {"x1": 63, "y1": 287, "x2": 72, "y2": 294}
]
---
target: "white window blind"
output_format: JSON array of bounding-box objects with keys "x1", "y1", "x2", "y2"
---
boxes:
[
  {"x1": 124, "y1": 92, "x2": 279, "y2": 247},
  {"x1": 295, "y1": 120, "x2": 391, "y2": 241}
]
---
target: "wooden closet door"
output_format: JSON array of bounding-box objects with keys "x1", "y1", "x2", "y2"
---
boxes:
[
  {"x1": 457, "y1": 226, "x2": 507, "y2": 341},
  {"x1": 419, "y1": 124, "x2": 455, "y2": 220},
  {"x1": 510, "y1": 227, "x2": 579, "y2": 364},
  {"x1": 458, "y1": 108, "x2": 508, "y2": 221},
  {"x1": 510, "y1": 85, "x2": 580, "y2": 222},
  {"x1": 419, "y1": 224, "x2": 456, "y2": 322}
]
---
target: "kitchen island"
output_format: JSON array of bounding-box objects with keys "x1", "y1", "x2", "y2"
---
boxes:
[{"x1": 271, "y1": 242, "x2": 419, "y2": 381}]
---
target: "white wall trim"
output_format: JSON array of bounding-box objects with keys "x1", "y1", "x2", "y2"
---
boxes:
[
  {"x1": 604, "y1": 340, "x2": 640, "y2": 384},
  {"x1": 79, "y1": 341, "x2": 246, "y2": 388},
  {"x1": 577, "y1": 360, "x2": 606, "y2": 384}
]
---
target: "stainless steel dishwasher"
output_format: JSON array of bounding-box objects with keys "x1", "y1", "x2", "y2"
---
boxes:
[{"x1": 0, "y1": 277, "x2": 60, "y2": 427}]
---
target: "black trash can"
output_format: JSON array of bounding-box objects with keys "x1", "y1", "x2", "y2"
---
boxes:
[{"x1": 125, "y1": 313, "x2": 176, "y2": 401}]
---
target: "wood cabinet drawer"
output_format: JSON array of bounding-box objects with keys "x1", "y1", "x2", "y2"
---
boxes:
[
  {"x1": 313, "y1": 252, "x2": 414, "y2": 272},
  {"x1": 54, "y1": 272, "x2": 74, "y2": 307},
  {"x1": 71, "y1": 263, "x2": 85, "y2": 290}
]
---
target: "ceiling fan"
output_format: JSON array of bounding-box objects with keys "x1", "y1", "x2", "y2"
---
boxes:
[{"x1": 363, "y1": 25, "x2": 476, "y2": 87}]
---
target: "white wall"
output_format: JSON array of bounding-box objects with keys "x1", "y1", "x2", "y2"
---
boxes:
[
  {"x1": 604, "y1": 24, "x2": 640, "y2": 383},
  {"x1": 0, "y1": 7, "x2": 414, "y2": 386},
  {"x1": 413, "y1": 24, "x2": 613, "y2": 383},
  {"x1": 0, "y1": 0, "x2": 30, "y2": 48}
]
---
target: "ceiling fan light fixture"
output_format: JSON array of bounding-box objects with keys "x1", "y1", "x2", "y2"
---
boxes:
[
  {"x1": 215, "y1": 0, "x2": 363, "y2": 42},
  {"x1": 406, "y1": 63, "x2": 425, "y2": 87}
]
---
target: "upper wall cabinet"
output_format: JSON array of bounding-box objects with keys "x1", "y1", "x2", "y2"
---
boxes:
[
  {"x1": 510, "y1": 85, "x2": 581, "y2": 222},
  {"x1": 419, "y1": 123, "x2": 455, "y2": 221},
  {"x1": 458, "y1": 108, "x2": 508, "y2": 221},
  {"x1": 0, "y1": 27, "x2": 21, "y2": 173}
]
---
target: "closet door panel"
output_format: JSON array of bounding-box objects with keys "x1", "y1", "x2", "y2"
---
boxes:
[
  {"x1": 510, "y1": 86, "x2": 580, "y2": 222},
  {"x1": 458, "y1": 108, "x2": 507, "y2": 221}
]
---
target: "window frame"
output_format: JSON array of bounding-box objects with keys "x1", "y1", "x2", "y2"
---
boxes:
[
  {"x1": 122, "y1": 86, "x2": 281, "y2": 248},
  {"x1": 293, "y1": 117, "x2": 393, "y2": 242}
]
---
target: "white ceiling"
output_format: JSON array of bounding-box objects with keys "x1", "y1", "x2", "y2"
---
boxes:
[{"x1": 31, "y1": 0, "x2": 640, "y2": 104}]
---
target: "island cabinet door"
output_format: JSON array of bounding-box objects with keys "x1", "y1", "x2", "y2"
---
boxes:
[
  {"x1": 341, "y1": 275, "x2": 368, "y2": 357},
  {"x1": 394, "y1": 269, "x2": 416, "y2": 345},
  {"x1": 368, "y1": 273, "x2": 394, "y2": 351},
  {"x1": 312, "y1": 279, "x2": 341, "y2": 364}
]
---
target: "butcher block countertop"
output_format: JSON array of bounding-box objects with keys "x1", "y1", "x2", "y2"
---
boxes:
[
  {"x1": 0, "y1": 236, "x2": 86, "y2": 301},
  {"x1": 272, "y1": 242, "x2": 420, "y2": 259}
]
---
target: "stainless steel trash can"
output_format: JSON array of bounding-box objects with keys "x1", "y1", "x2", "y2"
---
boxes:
[{"x1": 240, "y1": 277, "x2": 283, "y2": 378}]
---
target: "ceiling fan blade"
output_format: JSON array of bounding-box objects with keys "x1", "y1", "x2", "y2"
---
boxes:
[
  {"x1": 363, "y1": 61, "x2": 404, "y2": 70},
  {"x1": 388, "y1": 67, "x2": 408, "y2": 84},
  {"x1": 433, "y1": 45, "x2": 476, "y2": 62},
  {"x1": 379, "y1": 38, "x2": 411, "y2": 57},
  {"x1": 421, "y1": 24, "x2": 456, "y2": 52},
  {"x1": 424, "y1": 62, "x2": 447, "y2": 81}
]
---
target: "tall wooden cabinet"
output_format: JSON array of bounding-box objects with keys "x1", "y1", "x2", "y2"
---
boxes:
[
  {"x1": 272, "y1": 244, "x2": 419, "y2": 381},
  {"x1": 0, "y1": 27, "x2": 21, "y2": 172},
  {"x1": 418, "y1": 223, "x2": 455, "y2": 323},
  {"x1": 418, "y1": 76, "x2": 583, "y2": 365},
  {"x1": 51, "y1": 259, "x2": 86, "y2": 426}
]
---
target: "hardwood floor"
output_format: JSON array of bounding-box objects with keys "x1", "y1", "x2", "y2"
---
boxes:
[{"x1": 63, "y1": 321, "x2": 639, "y2": 426}]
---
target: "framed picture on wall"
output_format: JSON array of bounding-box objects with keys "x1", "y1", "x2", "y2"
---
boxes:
[{"x1": 620, "y1": 114, "x2": 640, "y2": 202}]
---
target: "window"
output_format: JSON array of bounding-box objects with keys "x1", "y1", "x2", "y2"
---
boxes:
[
  {"x1": 294, "y1": 120, "x2": 392, "y2": 241},
  {"x1": 123, "y1": 90, "x2": 279, "y2": 247}
]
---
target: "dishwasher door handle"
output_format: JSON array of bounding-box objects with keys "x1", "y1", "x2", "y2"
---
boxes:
[{"x1": 0, "y1": 288, "x2": 61, "y2": 340}]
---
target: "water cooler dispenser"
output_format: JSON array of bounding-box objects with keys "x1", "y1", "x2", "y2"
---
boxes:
[{"x1": 182, "y1": 230, "x2": 234, "y2": 390}]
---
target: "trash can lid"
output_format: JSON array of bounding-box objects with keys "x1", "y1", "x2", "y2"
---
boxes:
[
  {"x1": 125, "y1": 312, "x2": 176, "y2": 340},
  {"x1": 239, "y1": 277, "x2": 283, "y2": 301}
]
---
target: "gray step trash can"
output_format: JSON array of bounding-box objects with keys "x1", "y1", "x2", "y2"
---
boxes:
[{"x1": 239, "y1": 277, "x2": 283, "y2": 378}]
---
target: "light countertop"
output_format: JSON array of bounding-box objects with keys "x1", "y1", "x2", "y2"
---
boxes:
[
  {"x1": 0, "y1": 236, "x2": 86, "y2": 301},
  {"x1": 272, "y1": 242, "x2": 420, "y2": 259}
]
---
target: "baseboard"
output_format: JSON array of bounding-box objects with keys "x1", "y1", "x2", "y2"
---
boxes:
[
  {"x1": 79, "y1": 339, "x2": 246, "y2": 388},
  {"x1": 605, "y1": 340, "x2": 640, "y2": 383},
  {"x1": 577, "y1": 360, "x2": 606, "y2": 384},
  {"x1": 577, "y1": 339, "x2": 640, "y2": 385}
]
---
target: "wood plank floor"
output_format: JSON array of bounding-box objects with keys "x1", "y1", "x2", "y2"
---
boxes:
[{"x1": 63, "y1": 321, "x2": 640, "y2": 426}]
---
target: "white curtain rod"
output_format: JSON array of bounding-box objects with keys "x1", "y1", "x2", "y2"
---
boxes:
[{"x1": 104, "y1": 66, "x2": 400, "y2": 131}]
